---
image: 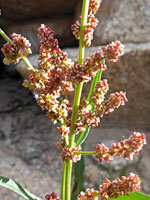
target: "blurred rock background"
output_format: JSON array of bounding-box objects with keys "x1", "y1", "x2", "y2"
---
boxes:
[{"x1": 0, "y1": 0, "x2": 150, "y2": 199}]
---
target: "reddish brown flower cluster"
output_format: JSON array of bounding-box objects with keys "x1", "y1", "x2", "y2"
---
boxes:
[
  {"x1": 97, "y1": 91, "x2": 128, "y2": 117},
  {"x1": 1, "y1": 33, "x2": 31, "y2": 65},
  {"x1": 95, "y1": 132, "x2": 146, "y2": 163},
  {"x1": 99, "y1": 173, "x2": 141, "y2": 200},
  {"x1": 101, "y1": 40, "x2": 124, "y2": 62},
  {"x1": 89, "y1": 0, "x2": 102, "y2": 14},
  {"x1": 45, "y1": 192, "x2": 61, "y2": 200},
  {"x1": 61, "y1": 145, "x2": 81, "y2": 162},
  {"x1": 109, "y1": 132, "x2": 146, "y2": 160},
  {"x1": 67, "y1": 51, "x2": 106, "y2": 84},
  {"x1": 77, "y1": 188, "x2": 99, "y2": 200},
  {"x1": 71, "y1": 21, "x2": 80, "y2": 40},
  {"x1": 71, "y1": 0, "x2": 101, "y2": 46},
  {"x1": 38, "y1": 24, "x2": 69, "y2": 67}
]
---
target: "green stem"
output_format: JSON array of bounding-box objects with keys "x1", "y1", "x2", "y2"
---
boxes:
[
  {"x1": 0, "y1": 28, "x2": 12, "y2": 43},
  {"x1": 22, "y1": 57, "x2": 34, "y2": 69},
  {"x1": 61, "y1": 162, "x2": 67, "y2": 200},
  {"x1": 69, "y1": 82, "x2": 84, "y2": 147},
  {"x1": 65, "y1": 160, "x2": 72, "y2": 200},
  {"x1": 74, "y1": 151, "x2": 95, "y2": 155},
  {"x1": 65, "y1": 0, "x2": 90, "y2": 199},
  {"x1": 0, "y1": 28, "x2": 33, "y2": 69}
]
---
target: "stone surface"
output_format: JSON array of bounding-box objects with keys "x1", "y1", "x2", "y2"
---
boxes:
[
  {"x1": 93, "y1": 0, "x2": 150, "y2": 45},
  {"x1": 16, "y1": 43, "x2": 150, "y2": 129},
  {"x1": 6, "y1": 17, "x2": 76, "y2": 54},
  {"x1": 0, "y1": 0, "x2": 79, "y2": 22},
  {"x1": 0, "y1": 149, "x2": 60, "y2": 200}
]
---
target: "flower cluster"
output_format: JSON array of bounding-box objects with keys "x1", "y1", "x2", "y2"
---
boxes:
[
  {"x1": 61, "y1": 145, "x2": 81, "y2": 162},
  {"x1": 101, "y1": 41, "x2": 124, "y2": 62},
  {"x1": 71, "y1": 0, "x2": 101, "y2": 46},
  {"x1": 95, "y1": 132, "x2": 146, "y2": 163},
  {"x1": 77, "y1": 188, "x2": 99, "y2": 200},
  {"x1": 38, "y1": 24, "x2": 70, "y2": 68},
  {"x1": 45, "y1": 192, "x2": 61, "y2": 200},
  {"x1": 97, "y1": 91, "x2": 128, "y2": 117},
  {"x1": 99, "y1": 173, "x2": 141, "y2": 200},
  {"x1": 1, "y1": 33, "x2": 31, "y2": 65}
]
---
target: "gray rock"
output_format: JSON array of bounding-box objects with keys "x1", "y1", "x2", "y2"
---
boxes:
[
  {"x1": 93, "y1": 0, "x2": 150, "y2": 44},
  {"x1": 0, "y1": 149, "x2": 60, "y2": 200},
  {"x1": 85, "y1": 162, "x2": 109, "y2": 188},
  {"x1": 0, "y1": 0, "x2": 79, "y2": 22}
]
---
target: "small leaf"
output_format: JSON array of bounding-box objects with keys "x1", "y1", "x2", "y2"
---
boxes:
[
  {"x1": 0, "y1": 176, "x2": 42, "y2": 200},
  {"x1": 109, "y1": 192, "x2": 150, "y2": 200}
]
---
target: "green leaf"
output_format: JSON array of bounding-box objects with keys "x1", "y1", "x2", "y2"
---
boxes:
[
  {"x1": 109, "y1": 192, "x2": 150, "y2": 200},
  {"x1": 0, "y1": 176, "x2": 42, "y2": 200},
  {"x1": 72, "y1": 143, "x2": 85, "y2": 200}
]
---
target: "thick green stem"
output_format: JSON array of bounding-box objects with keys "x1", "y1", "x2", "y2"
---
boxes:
[
  {"x1": 61, "y1": 162, "x2": 67, "y2": 200},
  {"x1": 0, "y1": 28, "x2": 33, "y2": 70},
  {"x1": 65, "y1": 0, "x2": 90, "y2": 200},
  {"x1": 65, "y1": 160, "x2": 73, "y2": 200}
]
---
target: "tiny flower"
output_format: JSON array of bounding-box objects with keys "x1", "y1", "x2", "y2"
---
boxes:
[
  {"x1": 57, "y1": 125, "x2": 70, "y2": 137},
  {"x1": 77, "y1": 188, "x2": 99, "y2": 200},
  {"x1": 83, "y1": 111, "x2": 100, "y2": 127},
  {"x1": 61, "y1": 145, "x2": 81, "y2": 162},
  {"x1": 74, "y1": 120, "x2": 86, "y2": 134},
  {"x1": 1, "y1": 33, "x2": 31, "y2": 65},
  {"x1": 45, "y1": 192, "x2": 61, "y2": 200},
  {"x1": 95, "y1": 143, "x2": 113, "y2": 163},
  {"x1": 99, "y1": 173, "x2": 141, "y2": 200},
  {"x1": 101, "y1": 41, "x2": 124, "y2": 62},
  {"x1": 57, "y1": 138, "x2": 65, "y2": 149}
]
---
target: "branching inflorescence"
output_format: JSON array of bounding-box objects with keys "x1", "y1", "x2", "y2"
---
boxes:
[{"x1": 0, "y1": 0, "x2": 147, "y2": 200}]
